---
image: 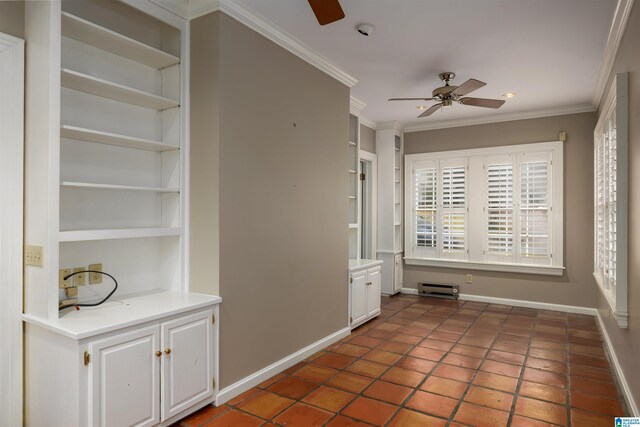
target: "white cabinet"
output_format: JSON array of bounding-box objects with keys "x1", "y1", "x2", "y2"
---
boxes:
[
  {"x1": 161, "y1": 311, "x2": 214, "y2": 420},
  {"x1": 393, "y1": 253, "x2": 403, "y2": 294},
  {"x1": 350, "y1": 269, "x2": 367, "y2": 326},
  {"x1": 349, "y1": 260, "x2": 383, "y2": 329},
  {"x1": 24, "y1": 294, "x2": 220, "y2": 427},
  {"x1": 89, "y1": 309, "x2": 214, "y2": 426},
  {"x1": 89, "y1": 326, "x2": 161, "y2": 427}
]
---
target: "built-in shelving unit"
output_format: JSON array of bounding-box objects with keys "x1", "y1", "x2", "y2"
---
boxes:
[
  {"x1": 377, "y1": 125, "x2": 404, "y2": 295},
  {"x1": 348, "y1": 113, "x2": 361, "y2": 259},
  {"x1": 24, "y1": 0, "x2": 188, "y2": 319},
  {"x1": 22, "y1": 3, "x2": 219, "y2": 424}
]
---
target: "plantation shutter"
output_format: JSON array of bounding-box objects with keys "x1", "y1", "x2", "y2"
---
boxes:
[
  {"x1": 486, "y1": 161, "x2": 514, "y2": 260},
  {"x1": 600, "y1": 110, "x2": 617, "y2": 290},
  {"x1": 596, "y1": 135, "x2": 606, "y2": 276},
  {"x1": 519, "y1": 156, "x2": 551, "y2": 263},
  {"x1": 441, "y1": 163, "x2": 466, "y2": 258},
  {"x1": 413, "y1": 163, "x2": 437, "y2": 257}
]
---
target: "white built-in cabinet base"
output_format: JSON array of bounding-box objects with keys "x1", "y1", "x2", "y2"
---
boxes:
[
  {"x1": 23, "y1": 291, "x2": 221, "y2": 427},
  {"x1": 349, "y1": 259, "x2": 383, "y2": 329},
  {"x1": 378, "y1": 252, "x2": 403, "y2": 295}
]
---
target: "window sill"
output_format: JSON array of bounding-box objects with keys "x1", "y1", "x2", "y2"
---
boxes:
[{"x1": 404, "y1": 258, "x2": 565, "y2": 276}]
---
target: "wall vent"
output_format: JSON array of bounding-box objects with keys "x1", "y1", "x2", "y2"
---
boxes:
[{"x1": 419, "y1": 283, "x2": 459, "y2": 299}]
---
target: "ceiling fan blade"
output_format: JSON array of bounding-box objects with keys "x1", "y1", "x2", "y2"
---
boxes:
[
  {"x1": 460, "y1": 97, "x2": 506, "y2": 109},
  {"x1": 452, "y1": 79, "x2": 486, "y2": 96},
  {"x1": 307, "y1": 0, "x2": 345, "y2": 25},
  {"x1": 418, "y1": 103, "x2": 442, "y2": 118},
  {"x1": 388, "y1": 97, "x2": 434, "y2": 101}
]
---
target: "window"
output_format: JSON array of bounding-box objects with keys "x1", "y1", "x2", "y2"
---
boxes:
[
  {"x1": 594, "y1": 73, "x2": 628, "y2": 328},
  {"x1": 405, "y1": 141, "x2": 563, "y2": 276}
]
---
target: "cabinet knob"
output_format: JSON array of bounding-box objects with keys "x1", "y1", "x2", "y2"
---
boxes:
[
  {"x1": 164, "y1": 348, "x2": 172, "y2": 355},
  {"x1": 155, "y1": 351, "x2": 162, "y2": 357},
  {"x1": 366, "y1": 282, "x2": 372, "y2": 286}
]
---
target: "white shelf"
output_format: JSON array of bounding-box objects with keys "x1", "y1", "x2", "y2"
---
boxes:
[
  {"x1": 61, "y1": 125, "x2": 178, "y2": 152},
  {"x1": 348, "y1": 169, "x2": 357, "y2": 174},
  {"x1": 61, "y1": 12, "x2": 180, "y2": 69},
  {"x1": 61, "y1": 181, "x2": 179, "y2": 193},
  {"x1": 348, "y1": 195, "x2": 357, "y2": 199},
  {"x1": 348, "y1": 223, "x2": 359, "y2": 229},
  {"x1": 59, "y1": 227, "x2": 181, "y2": 242},
  {"x1": 348, "y1": 141, "x2": 357, "y2": 146},
  {"x1": 61, "y1": 68, "x2": 180, "y2": 110},
  {"x1": 395, "y1": 147, "x2": 400, "y2": 151}
]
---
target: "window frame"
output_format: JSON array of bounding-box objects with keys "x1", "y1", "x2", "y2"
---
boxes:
[
  {"x1": 405, "y1": 141, "x2": 564, "y2": 276},
  {"x1": 593, "y1": 73, "x2": 628, "y2": 329}
]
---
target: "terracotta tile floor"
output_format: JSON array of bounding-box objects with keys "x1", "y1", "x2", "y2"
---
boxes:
[{"x1": 179, "y1": 294, "x2": 628, "y2": 426}]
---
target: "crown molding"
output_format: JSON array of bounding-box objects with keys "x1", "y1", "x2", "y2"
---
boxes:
[
  {"x1": 147, "y1": 0, "x2": 357, "y2": 87},
  {"x1": 218, "y1": 0, "x2": 357, "y2": 87},
  {"x1": 377, "y1": 121, "x2": 404, "y2": 133},
  {"x1": 591, "y1": 0, "x2": 635, "y2": 108},
  {"x1": 402, "y1": 104, "x2": 595, "y2": 133},
  {"x1": 350, "y1": 96, "x2": 366, "y2": 112},
  {"x1": 359, "y1": 116, "x2": 378, "y2": 130}
]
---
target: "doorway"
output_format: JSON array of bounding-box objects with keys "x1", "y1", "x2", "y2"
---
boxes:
[{"x1": 359, "y1": 151, "x2": 377, "y2": 260}]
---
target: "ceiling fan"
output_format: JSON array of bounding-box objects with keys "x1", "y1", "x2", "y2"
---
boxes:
[
  {"x1": 308, "y1": 0, "x2": 345, "y2": 25},
  {"x1": 389, "y1": 72, "x2": 506, "y2": 118}
]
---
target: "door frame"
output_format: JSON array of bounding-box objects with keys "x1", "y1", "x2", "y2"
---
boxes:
[
  {"x1": 359, "y1": 150, "x2": 377, "y2": 259},
  {"x1": 0, "y1": 32, "x2": 24, "y2": 427}
]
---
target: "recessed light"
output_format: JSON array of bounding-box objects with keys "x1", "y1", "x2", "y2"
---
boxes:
[
  {"x1": 356, "y1": 23, "x2": 375, "y2": 36},
  {"x1": 502, "y1": 92, "x2": 516, "y2": 99}
]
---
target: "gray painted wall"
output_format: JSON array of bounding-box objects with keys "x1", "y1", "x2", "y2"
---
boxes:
[
  {"x1": 403, "y1": 112, "x2": 598, "y2": 308},
  {"x1": 360, "y1": 124, "x2": 376, "y2": 153},
  {"x1": 0, "y1": 1, "x2": 24, "y2": 38},
  {"x1": 597, "y1": 2, "x2": 640, "y2": 412},
  {"x1": 190, "y1": 12, "x2": 349, "y2": 388}
]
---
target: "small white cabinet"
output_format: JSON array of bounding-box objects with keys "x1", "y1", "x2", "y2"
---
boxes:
[{"x1": 349, "y1": 260, "x2": 383, "y2": 329}]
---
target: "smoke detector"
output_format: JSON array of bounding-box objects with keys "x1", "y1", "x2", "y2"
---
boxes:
[{"x1": 356, "y1": 23, "x2": 374, "y2": 36}]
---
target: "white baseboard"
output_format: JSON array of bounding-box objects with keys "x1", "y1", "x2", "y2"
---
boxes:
[
  {"x1": 399, "y1": 287, "x2": 596, "y2": 315},
  {"x1": 216, "y1": 327, "x2": 351, "y2": 405},
  {"x1": 596, "y1": 310, "x2": 639, "y2": 416}
]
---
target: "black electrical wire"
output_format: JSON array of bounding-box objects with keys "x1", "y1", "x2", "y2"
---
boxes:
[{"x1": 58, "y1": 270, "x2": 118, "y2": 311}]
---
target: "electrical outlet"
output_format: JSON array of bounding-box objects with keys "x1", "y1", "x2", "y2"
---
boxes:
[
  {"x1": 466, "y1": 274, "x2": 473, "y2": 284},
  {"x1": 73, "y1": 268, "x2": 86, "y2": 287},
  {"x1": 25, "y1": 245, "x2": 43, "y2": 267},
  {"x1": 89, "y1": 263, "x2": 102, "y2": 285},
  {"x1": 59, "y1": 268, "x2": 72, "y2": 289}
]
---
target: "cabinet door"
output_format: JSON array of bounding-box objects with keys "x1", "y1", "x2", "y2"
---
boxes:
[
  {"x1": 394, "y1": 254, "x2": 403, "y2": 293},
  {"x1": 351, "y1": 270, "x2": 367, "y2": 326},
  {"x1": 161, "y1": 310, "x2": 214, "y2": 420},
  {"x1": 366, "y1": 267, "x2": 381, "y2": 317},
  {"x1": 88, "y1": 326, "x2": 160, "y2": 427}
]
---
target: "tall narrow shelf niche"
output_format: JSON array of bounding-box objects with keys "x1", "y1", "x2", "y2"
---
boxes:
[
  {"x1": 348, "y1": 113, "x2": 361, "y2": 259},
  {"x1": 377, "y1": 124, "x2": 404, "y2": 295},
  {"x1": 23, "y1": 1, "x2": 220, "y2": 425}
]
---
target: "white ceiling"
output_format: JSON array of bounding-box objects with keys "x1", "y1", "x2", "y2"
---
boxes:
[{"x1": 233, "y1": 0, "x2": 617, "y2": 128}]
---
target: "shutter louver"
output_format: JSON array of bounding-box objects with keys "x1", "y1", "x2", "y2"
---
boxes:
[
  {"x1": 487, "y1": 164, "x2": 514, "y2": 256},
  {"x1": 605, "y1": 114, "x2": 617, "y2": 289},
  {"x1": 442, "y1": 166, "x2": 466, "y2": 253},
  {"x1": 520, "y1": 161, "x2": 550, "y2": 259},
  {"x1": 596, "y1": 136, "x2": 606, "y2": 275},
  {"x1": 415, "y1": 168, "x2": 437, "y2": 248}
]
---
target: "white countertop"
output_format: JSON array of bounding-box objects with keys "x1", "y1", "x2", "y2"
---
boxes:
[
  {"x1": 22, "y1": 291, "x2": 221, "y2": 340},
  {"x1": 349, "y1": 258, "x2": 384, "y2": 270}
]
